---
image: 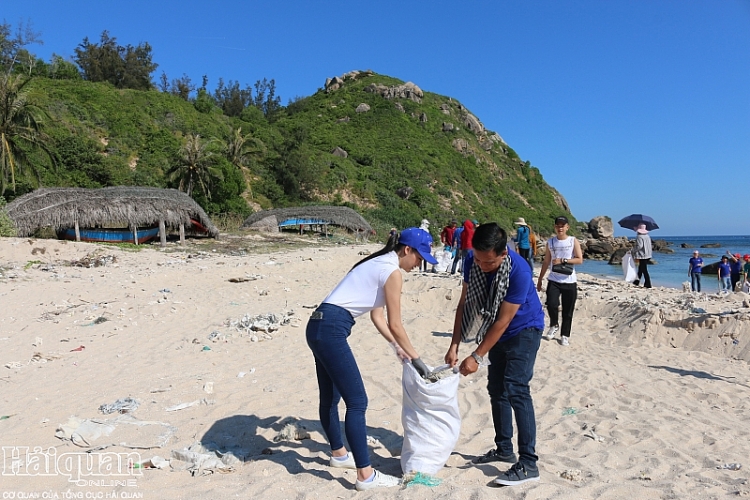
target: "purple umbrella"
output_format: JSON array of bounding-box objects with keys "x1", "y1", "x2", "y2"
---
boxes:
[{"x1": 618, "y1": 214, "x2": 659, "y2": 231}]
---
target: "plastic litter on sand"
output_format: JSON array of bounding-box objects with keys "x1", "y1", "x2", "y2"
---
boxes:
[{"x1": 403, "y1": 471, "x2": 442, "y2": 487}]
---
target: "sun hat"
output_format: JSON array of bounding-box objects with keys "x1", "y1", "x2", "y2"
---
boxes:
[
  {"x1": 514, "y1": 217, "x2": 527, "y2": 226},
  {"x1": 421, "y1": 219, "x2": 430, "y2": 226},
  {"x1": 554, "y1": 216, "x2": 569, "y2": 225},
  {"x1": 398, "y1": 227, "x2": 438, "y2": 265},
  {"x1": 636, "y1": 224, "x2": 648, "y2": 234}
]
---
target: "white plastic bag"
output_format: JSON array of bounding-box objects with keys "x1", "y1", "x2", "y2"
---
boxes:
[
  {"x1": 622, "y1": 252, "x2": 637, "y2": 282},
  {"x1": 432, "y1": 248, "x2": 453, "y2": 273},
  {"x1": 401, "y1": 363, "x2": 461, "y2": 475},
  {"x1": 742, "y1": 281, "x2": 750, "y2": 294}
]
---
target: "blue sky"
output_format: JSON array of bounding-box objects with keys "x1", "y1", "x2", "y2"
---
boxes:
[{"x1": 5, "y1": 0, "x2": 749, "y2": 236}]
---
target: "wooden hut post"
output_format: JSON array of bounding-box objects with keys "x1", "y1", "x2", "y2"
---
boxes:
[
  {"x1": 74, "y1": 220, "x2": 81, "y2": 242},
  {"x1": 159, "y1": 219, "x2": 167, "y2": 247},
  {"x1": 179, "y1": 223, "x2": 185, "y2": 245},
  {"x1": 132, "y1": 225, "x2": 139, "y2": 245}
]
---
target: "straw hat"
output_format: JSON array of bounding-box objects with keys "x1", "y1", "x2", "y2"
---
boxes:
[{"x1": 514, "y1": 217, "x2": 527, "y2": 226}]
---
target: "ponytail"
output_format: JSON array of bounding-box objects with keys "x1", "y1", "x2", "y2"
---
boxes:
[{"x1": 351, "y1": 231, "x2": 405, "y2": 271}]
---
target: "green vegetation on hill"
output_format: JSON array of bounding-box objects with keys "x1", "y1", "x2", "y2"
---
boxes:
[{"x1": 0, "y1": 23, "x2": 575, "y2": 236}]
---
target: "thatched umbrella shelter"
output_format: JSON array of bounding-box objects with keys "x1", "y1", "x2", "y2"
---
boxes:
[
  {"x1": 4, "y1": 186, "x2": 219, "y2": 245},
  {"x1": 242, "y1": 206, "x2": 373, "y2": 235}
]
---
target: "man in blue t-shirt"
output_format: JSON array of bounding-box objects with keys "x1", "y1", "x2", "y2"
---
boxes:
[
  {"x1": 718, "y1": 255, "x2": 732, "y2": 292},
  {"x1": 444, "y1": 223, "x2": 544, "y2": 486},
  {"x1": 688, "y1": 251, "x2": 703, "y2": 292}
]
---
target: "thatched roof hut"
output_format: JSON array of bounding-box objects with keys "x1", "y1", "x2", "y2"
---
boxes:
[
  {"x1": 4, "y1": 186, "x2": 219, "y2": 238},
  {"x1": 242, "y1": 206, "x2": 373, "y2": 233}
]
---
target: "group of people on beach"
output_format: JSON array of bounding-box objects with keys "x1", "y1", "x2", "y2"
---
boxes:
[
  {"x1": 305, "y1": 214, "x2": 583, "y2": 490},
  {"x1": 691, "y1": 250, "x2": 750, "y2": 293}
]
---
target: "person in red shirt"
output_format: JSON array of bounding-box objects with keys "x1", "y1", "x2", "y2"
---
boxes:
[{"x1": 441, "y1": 220, "x2": 458, "y2": 249}]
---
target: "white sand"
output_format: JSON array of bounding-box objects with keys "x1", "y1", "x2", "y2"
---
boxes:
[{"x1": 1, "y1": 235, "x2": 749, "y2": 499}]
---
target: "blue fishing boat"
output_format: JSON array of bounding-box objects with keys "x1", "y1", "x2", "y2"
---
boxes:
[{"x1": 57, "y1": 226, "x2": 160, "y2": 244}]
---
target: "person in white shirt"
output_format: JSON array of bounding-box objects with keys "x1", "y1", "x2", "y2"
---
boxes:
[{"x1": 306, "y1": 227, "x2": 436, "y2": 491}]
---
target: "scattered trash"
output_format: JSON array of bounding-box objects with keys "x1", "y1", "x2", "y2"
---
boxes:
[
  {"x1": 560, "y1": 469, "x2": 583, "y2": 482},
  {"x1": 302, "y1": 304, "x2": 318, "y2": 309},
  {"x1": 70, "y1": 345, "x2": 85, "y2": 352},
  {"x1": 228, "y1": 275, "x2": 262, "y2": 283},
  {"x1": 0, "y1": 415, "x2": 14, "y2": 421},
  {"x1": 165, "y1": 400, "x2": 201, "y2": 412},
  {"x1": 56, "y1": 414, "x2": 176, "y2": 450},
  {"x1": 718, "y1": 463, "x2": 742, "y2": 470},
  {"x1": 563, "y1": 407, "x2": 580, "y2": 416},
  {"x1": 691, "y1": 307, "x2": 707, "y2": 314},
  {"x1": 136, "y1": 456, "x2": 170, "y2": 469},
  {"x1": 404, "y1": 471, "x2": 441, "y2": 487},
  {"x1": 231, "y1": 312, "x2": 295, "y2": 334},
  {"x1": 99, "y1": 397, "x2": 140, "y2": 414},
  {"x1": 273, "y1": 420, "x2": 311, "y2": 442},
  {"x1": 207, "y1": 331, "x2": 223, "y2": 342},
  {"x1": 202, "y1": 346, "x2": 211, "y2": 351},
  {"x1": 159, "y1": 289, "x2": 171, "y2": 294},
  {"x1": 4, "y1": 361, "x2": 23, "y2": 369},
  {"x1": 424, "y1": 365, "x2": 458, "y2": 384},
  {"x1": 203, "y1": 382, "x2": 214, "y2": 394},
  {"x1": 150, "y1": 386, "x2": 173, "y2": 393},
  {"x1": 171, "y1": 442, "x2": 241, "y2": 476},
  {"x1": 237, "y1": 372, "x2": 246, "y2": 378},
  {"x1": 584, "y1": 430, "x2": 605, "y2": 442},
  {"x1": 69, "y1": 254, "x2": 117, "y2": 268}
]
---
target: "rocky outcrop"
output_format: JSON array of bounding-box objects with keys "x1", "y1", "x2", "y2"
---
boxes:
[
  {"x1": 324, "y1": 70, "x2": 374, "y2": 92},
  {"x1": 396, "y1": 187, "x2": 414, "y2": 199},
  {"x1": 419, "y1": 112, "x2": 428, "y2": 123},
  {"x1": 355, "y1": 103, "x2": 371, "y2": 113},
  {"x1": 364, "y1": 82, "x2": 423, "y2": 103},
  {"x1": 442, "y1": 122, "x2": 454, "y2": 132},
  {"x1": 588, "y1": 216, "x2": 613, "y2": 239},
  {"x1": 452, "y1": 138, "x2": 470, "y2": 154},
  {"x1": 331, "y1": 147, "x2": 348, "y2": 158},
  {"x1": 461, "y1": 112, "x2": 484, "y2": 134}
]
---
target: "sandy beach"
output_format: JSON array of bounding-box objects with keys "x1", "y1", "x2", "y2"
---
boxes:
[{"x1": 1, "y1": 234, "x2": 750, "y2": 499}]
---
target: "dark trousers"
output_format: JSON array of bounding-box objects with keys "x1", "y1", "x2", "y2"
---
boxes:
[
  {"x1": 306, "y1": 303, "x2": 371, "y2": 468},
  {"x1": 450, "y1": 249, "x2": 468, "y2": 274},
  {"x1": 487, "y1": 327, "x2": 543, "y2": 468},
  {"x1": 518, "y1": 248, "x2": 532, "y2": 269},
  {"x1": 545, "y1": 280, "x2": 577, "y2": 338},
  {"x1": 731, "y1": 273, "x2": 741, "y2": 292},
  {"x1": 635, "y1": 259, "x2": 652, "y2": 288}
]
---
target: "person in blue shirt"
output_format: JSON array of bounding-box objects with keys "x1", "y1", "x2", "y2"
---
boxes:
[
  {"x1": 513, "y1": 217, "x2": 532, "y2": 269},
  {"x1": 444, "y1": 222, "x2": 544, "y2": 486},
  {"x1": 449, "y1": 224, "x2": 465, "y2": 274},
  {"x1": 688, "y1": 250, "x2": 703, "y2": 292},
  {"x1": 718, "y1": 255, "x2": 732, "y2": 292},
  {"x1": 726, "y1": 251, "x2": 743, "y2": 292}
]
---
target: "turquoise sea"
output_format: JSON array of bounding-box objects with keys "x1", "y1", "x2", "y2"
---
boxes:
[{"x1": 574, "y1": 235, "x2": 750, "y2": 290}]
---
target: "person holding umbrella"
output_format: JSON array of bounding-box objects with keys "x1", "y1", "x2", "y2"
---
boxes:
[{"x1": 632, "y1": 224, "x2": 652, "y2": 288}]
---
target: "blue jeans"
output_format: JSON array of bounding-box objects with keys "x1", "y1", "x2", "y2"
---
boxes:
[
  {"x1": 720, "y1": 276, "x2": 731, "y2": 291},
  {"x1": 451, "y1": 249, "x2": 468, "y2": 274},
  {"x1": 691, "y1": 272, "x2": 701, "y2": 292},
  {"x1": 487, "y1": 327, "x2": 543, "y2": 468},
  {"x1": 306, "y1": 303, "x2": 370, "y2": 468}
]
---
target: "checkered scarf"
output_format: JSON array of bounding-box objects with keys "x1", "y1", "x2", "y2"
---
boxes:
[{"x1": 460, "y1": 252, "x2": 512, "y2": 344}]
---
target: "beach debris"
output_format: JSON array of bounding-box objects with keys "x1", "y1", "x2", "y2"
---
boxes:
[
  {"x1": 70, "y1": 345, "x2": 85, "y2": 352},
  {"x1": 718, "y1": 463, "x2": 742, "y2": 470},
  {"x1": 1, "y1": 415, "x2": 14, "y2": 421},
  {"x1": 202, "y1": 346, "x2": 211, "y2": 351},
  {"x1": 559, "y1": 469, "x2": 583, "y2": 482},
  {"x1": 165, "y1": 399, "x2": 213, "y2": 412},
  {"x1": 273, "y1": 420, "x2": 311, "y2": 442},
  {"x1": 207, "y1": 331, "x2": 224, "y2": 342},
  {"x1": 231, "y1": 312, "x2": 296, "y2": 334},
  {"x1": 563, "y1": 407, "x2": 581, "y2": 416},
  {"x1": 55, "y1": 414, "x2": 176, "y2": 449},
  {"x1": 404, "y1": 471, "x2": 440, "y2": 487},
  {"x1": 228, "y1": 274, "x2": 263, "y2": 283},
  {"x1": 99, "y1": 397, "x2": 140, "y2": 414},
  {"x1": 203, "y1": 382, "x2": 214, "y2": 394},
  {"x1": 135, "y1": 456, "x2": 170, "y2": 470},
  {"x1": 150, "y1": 386, "x2": 173, "y2": 393},
  {"x1": 584, "y1": 430, "x2": 605, "y2": 442},
  {"x1": 159, "y1": 289, "x2": 171, "y2": 293},
  {"x1": 69, "y1": 254, "x2": 117, "y2": 268},
  {"x1": 171, "y1": 442, "x2": 241, "y2": 475},
  {"x1": 424, "y1": 365, "x2": 458, "y2": 384},
  {"x1": 5, "y1": 361, "x2": 23, "y2": 369}
]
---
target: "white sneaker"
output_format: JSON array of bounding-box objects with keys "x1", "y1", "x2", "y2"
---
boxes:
[
  {"x1": 329, "y1": 453, "x2": 356, "y2": 469},
  {"x1": 545, "y1": 325, "x2": 559, "y2": 340},
  {"x1": 561, "y1": 336, "x2": 569, "y2": 346},
  {"x1": 355, "y1": 470, "x2": 401, "y2": 491}
]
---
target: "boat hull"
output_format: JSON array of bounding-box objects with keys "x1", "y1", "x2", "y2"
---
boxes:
[{"x1": 57, "y1": 227, "x2": 160, "y2": 244}]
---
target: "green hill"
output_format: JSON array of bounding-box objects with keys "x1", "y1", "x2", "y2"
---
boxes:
[{"x1": 7, "y1": 70, "x2": 574, "y2": 236}]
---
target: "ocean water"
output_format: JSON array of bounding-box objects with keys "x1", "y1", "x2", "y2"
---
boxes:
[{"x1": 574, "y1": 235, "x2": 750, "y2": 290}]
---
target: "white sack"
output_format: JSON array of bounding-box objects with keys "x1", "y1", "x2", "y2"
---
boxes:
[
  {"x1": 622, "y1": 252, "x2": 637, "y2": 282},
  {"x1": 432, "y1": 248, "x2": 453, "y2": 273},
  {"x1": 401, "y1": 363, "x2": 461, "y2": 475}
]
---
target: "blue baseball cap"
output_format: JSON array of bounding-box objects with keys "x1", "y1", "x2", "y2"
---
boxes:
[{"x1": 398, "y1": 227, "x2": 438, "y2": 265}]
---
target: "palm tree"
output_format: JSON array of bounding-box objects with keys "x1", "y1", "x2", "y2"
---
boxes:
[
  {"x1": 0, "y1": 74, "x2": 56, "y2": 195},
  {"x1": 168, "y1": 133, "x2": 223, "y2": 199},
  {"x1": 225, "y1": 127, "x2": 265, "y2": 199}
]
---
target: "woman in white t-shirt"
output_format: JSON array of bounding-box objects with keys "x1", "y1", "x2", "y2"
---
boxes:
[
  {"x1": 536, "y1": 216, "x2": 583, "y2": 346},
  {"x1": 306, "y1": 227, "x2": 436, "y2": 491}
]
